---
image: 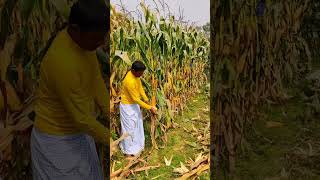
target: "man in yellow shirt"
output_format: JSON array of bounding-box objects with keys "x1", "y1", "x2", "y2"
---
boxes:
[
  {"x1": 30, "y1": 0, "x2": 109, "y2": 179},
  {"x1": 119, "y1": 61, "x2": 157, "y2": 157}
]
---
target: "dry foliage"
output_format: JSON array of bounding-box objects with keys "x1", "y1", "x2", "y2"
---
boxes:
[
  {"x1": 110, "y1": 1, "x2": 209, "y2": 179},
  {"x1": 211, "y1": 0, "x2": 313, "y2": 177}
]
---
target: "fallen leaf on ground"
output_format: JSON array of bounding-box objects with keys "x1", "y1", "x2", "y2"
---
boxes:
[
  {"x1": 133, "y1": 164, "x2": 161, "y2": 172},
  {"x1": 184, "y1": 141, "x2": 197, "y2": 148},
  {"x1": 182, "y1": 127, "x2": 190, "y2": 133},
  {"x1": 172, "y1": 122, "x2": 179, "y2": 128},
  {"x1": 197, "y1": 135, "x2": 202, "y2": 140},
  {"x1": 177, "y1": 164, "x2": 209, "y2": 180},
  {"x1": 192, "y1": 124, "x2": 198, "y2": 132},
  {"x1": 164, "y1": 155, "x2": 173, "y2": 166},
  {"x1": 191, "y1": 114, "x2": 200, "y2": 121},
  {"x1": 173, "y1": 146, "x2": 184, "y2": 151},
  {"x1": 202, "y1": 107, "x2": 209, "y2": 112},
  {"x1": 266, "y1": 121, "x2": 283, "y2": 128},
  {"x1": 173, "y1": 162, "x2": 189, "y2": 174},
  {"x1": 190, "y1": 154, "x2": 208, "y2": 170},
  {"x1": 151, "y1": 174, "x2": 165, "y2": 179},
  {"x1": 195, "y1": 152, "x2": 203, "y2": 162}
]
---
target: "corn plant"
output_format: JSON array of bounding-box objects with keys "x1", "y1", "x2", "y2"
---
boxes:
[
  {"x1": 301, "y1": 0, "x2": 320, "y2": 60},
  {"x1": 110, "y1": 2, "x2": 209, "y2": 150},
  {"x1": 211, "y1": 0, "x2": 312, "y2": 178},
  {"x1": 0, "y1": 0, "x2": 76, "y2": 178}
]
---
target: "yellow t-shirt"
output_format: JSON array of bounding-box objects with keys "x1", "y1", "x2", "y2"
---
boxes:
[
  {"x1": 121, "y1": 71, "x2": 152, "y2": 110},
  {"x1": 34, "y1": 28, "x2": 109, "y2": 145}
]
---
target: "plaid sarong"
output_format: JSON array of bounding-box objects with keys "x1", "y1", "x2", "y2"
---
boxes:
[{"x1": 30, "y1": 127, "x2": 104, "y2": 180}]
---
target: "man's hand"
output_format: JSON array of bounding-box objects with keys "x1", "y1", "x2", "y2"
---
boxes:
[{"x1": 150, "y1": 106, "x2": 157, "y2": 115}]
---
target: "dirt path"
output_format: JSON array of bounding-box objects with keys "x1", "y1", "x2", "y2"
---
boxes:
[{"x1": 111, "y1": 88, "x2": 210, "y2": 179}]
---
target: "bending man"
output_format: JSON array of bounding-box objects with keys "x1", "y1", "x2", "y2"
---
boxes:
[
  {"x1": 31, "y1": 0, "x2": 109, "y2": 179},
  {"x1": 119, "y1": 61, "x2": 157, "y2": 157}
]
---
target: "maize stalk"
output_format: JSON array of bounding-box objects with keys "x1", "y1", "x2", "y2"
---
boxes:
[
  {"x1": 110, "y1": 1, "x2": 209, "y2": 151},
  {"x1": 211, "y1": 0, "x2": 313, "y2": 178},
  {"x1": 150, "y1": 74, "x2": 158, "y2": 149}
]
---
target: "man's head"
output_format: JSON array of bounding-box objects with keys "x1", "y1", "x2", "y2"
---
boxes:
[
  {"x1": 131, "y1": 61, "x2": 146, "y2": 77},
  {"x1": 68, "y1": 0, "x2": 109, "y2": 51}
]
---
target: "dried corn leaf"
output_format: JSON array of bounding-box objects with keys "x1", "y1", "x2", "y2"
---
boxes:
[
  {"x1": 177, "y1": 164, "x2": 209, "y2": 180},
  {"x1": 192, "y1": 124, "x2": 198, "y2": 133},
  {"x1": 266, "y1": 121, "x2": 283, "y2": 128},
  {"x1": 133, "y1": 164, "x2": 160, "y2": 172},
  {"x1": 184, "y1": 140, "x2": 197, "y2": 148},
  {"x1": 2, "y1": 142, "x2": 12, "y2": 161},
  {"x1": 0, "y1": 34, "x2": 17, "y2": 79},
  {"x1": 195, "y1": 152, "x2": 203, "y2": 162},
  {"x1": 110, "y1": 72, "x2": 117, "y2": 96},
  {"x1": 190, "y1": 154, "x2": 208, "y2": 170},
  {"x1": 115, "y1": 50, "x2": 131, "y2": 65},
  {"x1": 195, "y1": 164, "x2": 209, "y2": 175},
  {"x1": 5, "y1": 81, "x2": 22, "y2": 112},
  {"x1": 151, "y1": 174, "x2": 165, "y2": 179},
  {"x1": 173, "y1": 162, "x2": 189, "y2": 174},
  {"x1": 111, "y1": 132, "x2": 129, "y2": 157},
  {"x1": 164, "y1": 155, "x2": 173, "y2": 166},
  {"x1": 191, "y1": 114, "x2": 200, "y2": 121},
  {"x1": 0, "y1": 132, "x2": 13, "y2": 152},
  {"x1": 197, "y1": 135, "x2": 202, "y2": 141},
  {"x1": 13, "y1": 117, "x2": 33, "y2": 131},
  {"x1": 182, "y1": 127, "x2": 190, "y2": 133},
  {"x1": 202, "y1": 107, "x2": 209, "y2": 112},
  {"x1": 118, "y1": 156, "x2": 139, "y2": 179}
]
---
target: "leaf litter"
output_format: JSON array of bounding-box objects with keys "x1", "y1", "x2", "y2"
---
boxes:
[{"x1": 111, "y1": 109, "x2": 210, "y2": 179}]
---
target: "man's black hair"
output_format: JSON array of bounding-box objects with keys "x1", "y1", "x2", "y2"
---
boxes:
[
  {"x1": 69, "y1": 0, "x2": 109, "y2": 32},
  {"x1": 131, "y1": 61, "x2": 146, "y2": 71}
]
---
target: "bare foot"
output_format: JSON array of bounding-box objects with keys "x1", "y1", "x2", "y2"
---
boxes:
[{"x1": 125, "y1": 154, "x2": 135, "y2": 160}]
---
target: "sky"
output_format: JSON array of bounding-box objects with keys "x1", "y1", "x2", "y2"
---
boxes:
[{"x1": 110, "y1": 0, "x2": 210, "y2": 26}]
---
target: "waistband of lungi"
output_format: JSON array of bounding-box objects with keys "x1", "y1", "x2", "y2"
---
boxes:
[
  {"x1": 120, "y1": 102, "x2": 139, "y2": 106},
  {"x1": 32, "y1": 126, "x2": 86, "y2": 140}
]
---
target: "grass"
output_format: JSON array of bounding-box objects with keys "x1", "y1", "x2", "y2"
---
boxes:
[
  {"x1": 236, "y1": 100, "x2": 320, "y2": 179},
  {"x1": 112, "y1": 88, "x2": 210, "y2": 179},
  {"x1": 235, "y1": 99, "x2": 304, "y2": 179},
  {"x1": 234, "y1": 60, "x2": 320, "y2": 180}
]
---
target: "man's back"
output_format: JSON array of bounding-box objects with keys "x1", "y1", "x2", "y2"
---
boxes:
[{"x1": 120, "y1": 71, "x2": 151, "y2": 110}]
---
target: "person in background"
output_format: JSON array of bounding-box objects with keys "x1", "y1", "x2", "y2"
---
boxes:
[
  {"x1": 31, "y1": 0, "x2": 109, "y2": 179},
  {"x1": 119, "y1": 61, "x2": 157, "y2": 157}
]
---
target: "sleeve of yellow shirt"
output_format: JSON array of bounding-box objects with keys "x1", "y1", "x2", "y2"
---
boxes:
[
  {"x1": 126, "y1": 80, "x2": 152, "y2": 110},
  {"x1": 139, "y1": 80, "x2": 149, "y2": 102},
  {"x1": 50, "y1": 62, "x2": 109, "y2": 145}
]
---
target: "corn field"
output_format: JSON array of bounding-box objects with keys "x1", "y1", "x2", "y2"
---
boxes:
[
  {"x1": 0, "y1": 0, "x2": 106, "y2": 179},
  {"x1": 2, "y1": 0, "x2": 317, "y2": 179},
  {"x1": 211, "y1": 0, "x2": 313, "y2": 178},
  {"x1": 109, "y1": 1, "x2": 209, "y2": 178},
  {"x1": 110, "y1": 3, "x2": 209, "y2": 144}
]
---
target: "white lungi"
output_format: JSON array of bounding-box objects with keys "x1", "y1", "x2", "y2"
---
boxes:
[{"x1": 119, "y1": 103, "x2": 145, "y2": 155}]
